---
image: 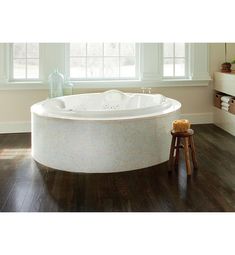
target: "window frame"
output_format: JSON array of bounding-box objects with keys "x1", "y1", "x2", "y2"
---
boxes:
[
  {"x1": 8, "y1": 43, "x2": 42, "y2": 82},
  {"x1": 0, "y1": 42, "x2": 211, "y2": 90},
  {"x1": 161, "y1": 43, "x2": 189, "y2": 80},
  {"x1": 64, "y1": 43, "x2": 141, "y2": 82}
]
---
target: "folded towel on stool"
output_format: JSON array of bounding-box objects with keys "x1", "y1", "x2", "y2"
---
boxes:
[
  {"x1": 221, "y1": 96, "x2": 232, "y2": 103},
  {"x1": 221, "y1": 102, "x2": 230, "y2": 107}
]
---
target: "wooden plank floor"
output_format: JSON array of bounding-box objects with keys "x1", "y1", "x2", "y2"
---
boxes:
[{"x1": 0, "y1": 124, "x2": 235, "y2": 212}]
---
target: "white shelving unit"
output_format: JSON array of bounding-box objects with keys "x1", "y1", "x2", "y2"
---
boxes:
[{"x1": 214, "y1": 72, "x2": 235, "y2": 136}]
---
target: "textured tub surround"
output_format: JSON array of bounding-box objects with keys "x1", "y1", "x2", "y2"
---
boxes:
[{"x1": 31, "y1": 90, "x2": 181, "y2": 173}]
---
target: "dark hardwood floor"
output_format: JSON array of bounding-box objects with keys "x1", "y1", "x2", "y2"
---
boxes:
[{"x1": 0, "y1": 124, "x2": 235, "y2": 212}]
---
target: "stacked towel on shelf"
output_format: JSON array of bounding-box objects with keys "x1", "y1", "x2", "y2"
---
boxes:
[
  {"x1": 221, "y1": 102, "x2": 229, "y2": 108},
  {"x1": 221, "y1": 102, "x2": 229, "y2": 111},
  {"x1": 221, "y1": 95, "x2": 232, "y2": 103},
  {"x1": 222, "y1": 106, "x2": 229, "y2": 111},
  {"x1": 220, "y1": 95, "x2": 232, "y2": 111}
]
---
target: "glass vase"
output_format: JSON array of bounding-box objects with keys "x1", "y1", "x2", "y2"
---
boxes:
[{"x1": 48, "y1": 69, "x2": 64, "y2": 98}]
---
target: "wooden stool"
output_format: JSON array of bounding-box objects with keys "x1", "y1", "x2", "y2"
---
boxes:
[{"x1": 169, "y1": 129, "x2": 198, "y2": 175}]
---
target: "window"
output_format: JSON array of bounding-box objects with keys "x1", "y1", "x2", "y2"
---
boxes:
[
  {"x1": 67, "y1": 43, "x2": 138, "y2": 80},
  {"x1": 10, "y1": 43, "x2": 40, "y2": 80},
  {"x1": 0, "y1": 43, "x2": 210, "y2": 88},
  {"x1": 163, "y1": 43, "x2": 187, "y2": 78}
]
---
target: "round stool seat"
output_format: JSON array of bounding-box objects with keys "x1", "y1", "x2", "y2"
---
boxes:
[{"x1": 171, "y1": 129, "x2": 194, "y2": 137}]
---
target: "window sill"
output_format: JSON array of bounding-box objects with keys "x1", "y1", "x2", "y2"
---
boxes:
[
  {"x1": 0, "y1": 78, "x2": 211, "y2": 90},
  {"x1": 156, "y1": 79, "x2": 212, "y2": 87},
  {"x1": 0, "y1": 81, "x2": 47, "y2": 90},
  {"x1": 70, "y1": 79, "x2": 211, "y2": 88}
]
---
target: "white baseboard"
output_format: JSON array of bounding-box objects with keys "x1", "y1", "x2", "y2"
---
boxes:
[
  {"x1": 0, "y1": 113, "x2": 213, "y2": 134},
  {"x1": 181, "y1": 112, "x2": 213, "y2": 124},
  {"x1": 0, "y1": 121, "x2": 31, "y2": 134}
]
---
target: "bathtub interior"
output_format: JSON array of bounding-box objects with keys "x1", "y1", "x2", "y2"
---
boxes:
[{"x1": 41, "y1": 90, "x2": 169, "y2": 114}]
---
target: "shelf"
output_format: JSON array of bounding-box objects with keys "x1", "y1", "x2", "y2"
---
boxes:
[
  {"x1": 214, "y1": 72, "x2": 235, "y2": 97},
  {"x1": 213, "y1": 107, "x2": 235, "y2": 136},
  {"x1": 214, "y1": 72, "x2": 235, "y2": 136}
]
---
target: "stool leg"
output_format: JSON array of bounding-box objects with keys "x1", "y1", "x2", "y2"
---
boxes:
[
  {"x1": 174, "y1": 137, "x2": 181, "y2": 171},
  {"x1": 183, "y1": 137, "x2": 191, "y2": 175},
  {"x1": 169, "y1": 136, "x2": 176, "y2": 172},
  {"x1": 189, "y1": 136, "x2": 198, "y2": 169}
]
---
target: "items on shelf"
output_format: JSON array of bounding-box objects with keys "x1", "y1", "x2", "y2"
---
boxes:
[
  {"x1": 220, "y1": 43, "x2": 232, "y2": 73},
  {"x1": 229, "y1": 98, "x2": 235, "y2": 114},
  {"x1": 221, "y1": 96, "x2": 232, "y2": 111},
  {"x1": 214, "y1": 92, "x2": 224, "y2": 108},
  {"x1": 214, "y1": 91, "x2": 235, "y2": 113},
  {"x1": 221, "y1": 62, "x2": 232, "y2": 73}
]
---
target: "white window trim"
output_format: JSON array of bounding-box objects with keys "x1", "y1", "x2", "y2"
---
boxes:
[
  {"x1": 8, "y1": 43, "x2": 42, "y2": 82},
  {"x1": 0, "y1": 43, "x2": 211, "y2": 90}
]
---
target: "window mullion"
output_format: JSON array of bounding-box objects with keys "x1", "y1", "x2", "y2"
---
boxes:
[
  {"x1": 85, "y1": 43, "x2": 88, "y2": 79},
  {"x1": 118, "y1": 43, "x2": 121, "y2": 78},
  {"x1": 11, "y1": 43, "x2": 14, "y2": 80},
  {"x1": 173, "y1": 43, "x2": 175, "y2": 77},
  {"x1": 68, "y1": 43, "x2": 71, "y2": 79},
  {"x1": 25, "y1": 43, "x2": 28, "y2": 79},
  {"x1": 102, "y1": 43, "x2": 104, "y2": 78},
  {"x1": 185, "y1": 43, "x2": 188, "y2": 78}
]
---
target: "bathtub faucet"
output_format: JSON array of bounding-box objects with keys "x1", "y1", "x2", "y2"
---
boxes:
[
  {"x1": 141, "y1": 87, "x2": 146, "y2": 93},
  {"x1": 141, "y1": 87, "x2": 152, "y2": 94}
]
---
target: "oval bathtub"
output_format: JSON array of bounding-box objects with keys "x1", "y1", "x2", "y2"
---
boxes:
[{"x1": 31, "y1": 90, "x2": 181, "y2": 173}]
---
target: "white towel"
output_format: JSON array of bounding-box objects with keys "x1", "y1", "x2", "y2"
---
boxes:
[
  {"x1": 221, "y1": 96, "x2": 232, "y2": 103},
  {"x1": 221, "y1": 102, "x2": 230, "y2": 107},
  {"x1": 222, "y1": 106, "x2": 229, "y2": 111}
]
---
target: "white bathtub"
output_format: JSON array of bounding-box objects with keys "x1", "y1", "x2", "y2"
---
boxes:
[{"x1": 31, "y1": 90, "x2": 181, "y2": 173}]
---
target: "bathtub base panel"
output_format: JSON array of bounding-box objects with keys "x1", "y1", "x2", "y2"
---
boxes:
[{"x1": 32, "y1": 110, "x2": 180, "y2": 173}]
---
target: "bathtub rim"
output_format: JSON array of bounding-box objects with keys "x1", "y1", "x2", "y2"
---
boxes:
[{"x1": 31, "y1": 98, "x2": 181, "y2": 121}]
